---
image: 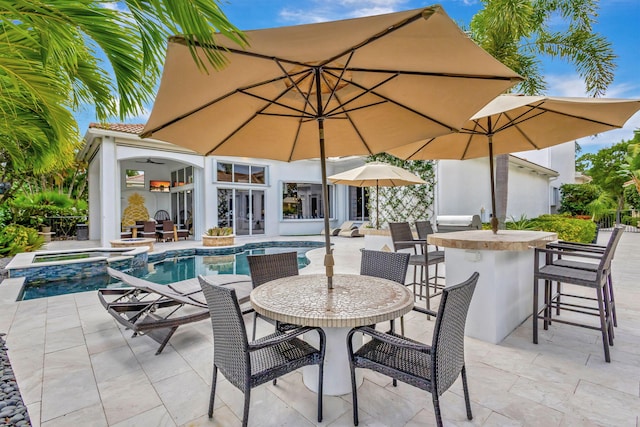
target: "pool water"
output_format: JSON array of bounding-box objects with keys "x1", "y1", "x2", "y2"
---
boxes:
[{"x1": 20, "y1": 245, "x2": 317, "y2": 300}]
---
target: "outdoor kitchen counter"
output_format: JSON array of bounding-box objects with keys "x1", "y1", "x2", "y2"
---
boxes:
[
  {"x1": 428, "y1": 230, "x2": 557, "y2": 344},
  {"x1": 428, "y1": 229, "x2": 557, "y2": 251}
]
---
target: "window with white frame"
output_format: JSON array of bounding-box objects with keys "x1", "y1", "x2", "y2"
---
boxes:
[
  {"x1": 216, "y1": 161, "x2": 266, "y2": 184},
  {"x1": 282, "y1": 182, "x2": 333, "y2": 220}
]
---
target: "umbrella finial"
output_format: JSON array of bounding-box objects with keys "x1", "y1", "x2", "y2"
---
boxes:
[{"x1": 491, "y1": 216, "x2": 499, "y2": 234}]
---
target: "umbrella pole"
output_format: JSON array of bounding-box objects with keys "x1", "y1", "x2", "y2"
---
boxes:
[
  {"x1": 318, "y1": 119, "x2": 334, "y2": 289},
  {"x1": 488, "y1": 135, "x2": 499, "y2": 234},
  {"x1": 376, "y1": 181, "x2": 380, "y2": 229}
]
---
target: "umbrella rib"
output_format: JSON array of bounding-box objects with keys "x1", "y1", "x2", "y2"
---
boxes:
[
  {"x1": 274, "y1": 59, "x2": 319, "y2": 116},
  {"x1": 328, "y1": 71, "x2": 457, "y2": 131},
  {"x1": 238, "y1": 89, "x2": 316, "y2": 119},
  {"x1": 319, "y1": 7, "x2": 432, "y2": 67},
  {"x1": 332, "y1": 92, "x2": 375, "y2": 155},
  {"x1": 204, "y1": 78, "x2": 311, "y2": 156},
  {"x1": 325, "y1": 66, "x2": 520, "y2": 82},
  {"x1": 323, "y1": 69, "x2": 399, "y2": 117},
  {"x1": 321, "y1": 50, "x2": 355, "y2": 114},
  {"x1": 142, "y1": 66, "x2": 314, "y2": 137}
]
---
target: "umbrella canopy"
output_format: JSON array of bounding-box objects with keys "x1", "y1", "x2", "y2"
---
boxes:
[
  {"x1": 328, "y1": 162, "x2": 425, "y2": 229},
  {"x1": 388, "y1": 94, "x2": 640, "y2": 233},
  {"x1": 141, "y1": 5, "x2": 522, "y2": 287}
]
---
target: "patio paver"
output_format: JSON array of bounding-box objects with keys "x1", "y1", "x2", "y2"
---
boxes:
[{"x1": 0, "y1": 231, "x2": 639, "y2": 426}]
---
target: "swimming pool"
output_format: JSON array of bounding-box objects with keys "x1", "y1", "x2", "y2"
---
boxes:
[{"x1": 19, "y1": 242, "x2": 322, "y2": 300}]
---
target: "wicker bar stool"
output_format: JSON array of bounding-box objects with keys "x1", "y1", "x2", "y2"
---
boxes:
[{"x1": 533, "y1": 226, "x2": 623, "y2": 362}]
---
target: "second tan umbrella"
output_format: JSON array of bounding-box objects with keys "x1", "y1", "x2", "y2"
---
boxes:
[
  {"x1": 388, "y1": 94, "x2": 640, "y2": 233},
  {"x1": 329, "y1": 162, "x2": 425, "y2": 229}
]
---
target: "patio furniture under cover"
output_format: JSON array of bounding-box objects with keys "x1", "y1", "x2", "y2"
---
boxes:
[
  {"x1": 140, "y1": 5, "x2": 522, "y2": 287},
  {"x1": 347, "y1": 272, "x2": 479, "y2": 426},
  {"x1": 198, "y1": 275, "x2": 326, "y2": 427},
  {"x1": 100, "y1": 267, "x2": 252, "y2": 354}
]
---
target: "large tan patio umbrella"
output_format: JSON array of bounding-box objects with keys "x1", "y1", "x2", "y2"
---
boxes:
[
  {"x1": 388, "y1": 94, "x2": 640, "y2": 234},
  {"x1": 328, "y1": 162, "x2": 426, "y2": 229},
  {"x1": 141, "y1": 6, "x2": 522, "y2": 288}
]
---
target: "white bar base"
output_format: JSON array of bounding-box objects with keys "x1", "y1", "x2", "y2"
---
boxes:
[{"x1": 445, "y1": 247, "x2": 535, "y2": 344}]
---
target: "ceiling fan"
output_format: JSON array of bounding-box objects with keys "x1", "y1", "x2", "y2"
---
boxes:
[{"x1": 135, "y1": 158, "x2": 165, "y2": 165}]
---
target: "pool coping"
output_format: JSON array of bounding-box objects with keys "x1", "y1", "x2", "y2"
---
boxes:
[{"x1": 2, "y1": 240, "x2": 326, "y2": 302}]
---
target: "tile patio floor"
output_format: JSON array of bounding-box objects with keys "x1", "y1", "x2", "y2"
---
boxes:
[{"x1": 0, "y1": 231, "x2": 639, "y2": 426}]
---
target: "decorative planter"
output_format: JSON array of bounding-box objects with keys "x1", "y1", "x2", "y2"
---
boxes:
[{"x1": 202, "y1": 234, "x2": 235, "y2": 247}]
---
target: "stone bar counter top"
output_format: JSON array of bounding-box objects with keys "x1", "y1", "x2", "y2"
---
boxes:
[{"x1": 428, "y1": 229, "x2": 557, "y2": 251}]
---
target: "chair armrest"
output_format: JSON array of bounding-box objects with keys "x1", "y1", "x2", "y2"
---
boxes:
[
  {"x1": 248, "y1": 326, "x2": 321, "y2": 350},
  {"x1": 394, "y1": 239, "x2": 427, "y2": 244},
  {"x1": 412, "y1": 306, "x2": 438, "y2": 318},
  {"x1": 535, "y1": 247, "x2": 602, "y2": 260},
  {"x1": 547, "y1": 242, "x2": 605, "y2": 254},
  {"x1": 354, "y1": 326, "x2": 431, "y2": 353}
]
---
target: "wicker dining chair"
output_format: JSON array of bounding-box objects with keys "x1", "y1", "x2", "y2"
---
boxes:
[
  {"x1": 247, "y1": 251, "x2": 299, "y2": 340},
  {"x1": 360, "y1": 249, "x2": 410, "y2": 334},
  {"x1": 198, "y1": 276, "x2": 326, "y2": 427},
  {"x1": 347, "y1": 272, "x2": 479, "y2": 427}
]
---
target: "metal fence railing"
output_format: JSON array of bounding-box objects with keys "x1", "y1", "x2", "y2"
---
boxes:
[{"x1": 596, "y1": 210, "x2": 639, "y2": 233}]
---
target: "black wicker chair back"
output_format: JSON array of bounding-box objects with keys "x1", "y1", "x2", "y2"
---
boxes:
[
  {"x1": 347, "y1": 272, "x2": 479, "y2": 427},
  {"x1": 415, "y1": 220, "x2": 435, "y2": 239},
  {"x1": 200, "y1": 277, "x2": 250, "y2": 391},
  {"x1": 247, "y1": 251, "x2": 299, "y2": 340},
  {"x1": 247, "y1": 251, "x2": 299, "y2": 287},
  {"x1": 432, "y1": 273, "x2": 478, "y2": 395},
  {"x1": 360, "y1": 250, "x2": 409, "y2": 284},
  {"x1": 389, "y1": 222, "x2": 418, "y2": 252},
  {"x1": 198, "y1": 275, "x2": 326, "y2": 427}
]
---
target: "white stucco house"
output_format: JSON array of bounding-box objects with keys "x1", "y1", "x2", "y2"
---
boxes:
[{"x1": 79, "y1": 123, "x2": 575, "y2": 246}]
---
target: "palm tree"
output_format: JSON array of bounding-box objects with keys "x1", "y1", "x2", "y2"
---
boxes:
[
  {"x1": 0, "y1": 0, "x2": 246, "y2": 176},
  {"x1": 469, "y1": 0, "x2": 616, "y2": 227}
]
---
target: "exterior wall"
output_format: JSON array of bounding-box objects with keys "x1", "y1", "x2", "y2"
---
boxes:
[
  {"x1": 83, "y1": 127, "x2": 570, "y2": 245},
  {"x1": 436, "y1": 157, "x2": 553, "y2": 222},
  {"x1": 507, "y1": 165, "x2": 554, "y2": 218}
]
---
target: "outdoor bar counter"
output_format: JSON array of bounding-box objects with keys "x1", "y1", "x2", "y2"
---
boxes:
[{"x1": 428, "y1": 230, "x2": 557, "y2": 344}]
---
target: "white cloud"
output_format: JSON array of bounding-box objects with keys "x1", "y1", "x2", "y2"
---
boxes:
[{"x1": 278, "y1": 0, "x2": 410, "y2": 24}]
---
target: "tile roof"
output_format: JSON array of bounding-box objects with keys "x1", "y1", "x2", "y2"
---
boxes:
[{"x1": 89, "y1": 123, "x2": 145, "y2": 135}]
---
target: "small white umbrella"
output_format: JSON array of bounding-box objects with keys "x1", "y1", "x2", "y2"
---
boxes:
[{"x1": 329, "y1": 162, "x2": 426, "y2": 228}]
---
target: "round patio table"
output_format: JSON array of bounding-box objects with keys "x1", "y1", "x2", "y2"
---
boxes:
[{"x1": 250, "y1": 273, "x2": 414, "y2": 395}]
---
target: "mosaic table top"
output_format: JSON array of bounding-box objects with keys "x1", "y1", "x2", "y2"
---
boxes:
[
  {"x1": 250, "y1": 274, "x2": 414, "y2": 328},
  {"x1": 428, "y1": 230, "x2": 557, "y2": 251}
]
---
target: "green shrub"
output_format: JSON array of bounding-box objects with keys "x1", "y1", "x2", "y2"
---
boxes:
[
  {"x1": 529, "y1": 214, "x2": 596, "y2": 243},
  {"x1": 0, "y1": 224, "x2": 45, "y2": 256},
  {"x1": 9, "y1": 192, "x2": 87, "y2": 229},
  {"x1": 558, "y1": 183, "x2": 601, "y2": 215},
  {"x1": 205, "y1": 226, "x2": 233, "y2": 236}
]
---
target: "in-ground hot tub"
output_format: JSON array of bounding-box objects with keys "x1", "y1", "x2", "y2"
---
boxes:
[{"x1": 110, "y1": 238, "x2": 155, "y2": 251}]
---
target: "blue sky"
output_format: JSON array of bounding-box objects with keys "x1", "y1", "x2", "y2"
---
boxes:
[{"x1": 80, "y1": 0, "x2": 640, "y2": 154}]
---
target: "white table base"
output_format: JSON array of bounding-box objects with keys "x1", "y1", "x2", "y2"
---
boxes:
[
  {"x1": 302, "y1": 328, "x2": 363, "y2": 396},
  {"x1": 445, "y1": 247, "x2": 535, "y2": 344}
]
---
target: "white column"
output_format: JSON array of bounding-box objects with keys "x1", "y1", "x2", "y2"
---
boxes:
[{"x1": 99, "y1": 136, "x2": 120, "y2": 246}]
